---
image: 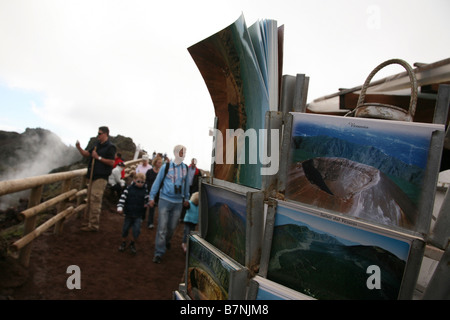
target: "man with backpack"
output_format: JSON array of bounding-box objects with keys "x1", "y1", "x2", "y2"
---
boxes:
[{"x1": 148, "y1": 144, "x2": 190, "y2": 263}]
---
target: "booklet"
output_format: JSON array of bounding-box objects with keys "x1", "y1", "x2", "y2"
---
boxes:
[{"x1": 188, "y1": 14, "x2": 283, "y2": 189}]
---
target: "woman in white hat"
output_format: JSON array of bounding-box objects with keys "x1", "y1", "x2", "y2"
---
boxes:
[
  {"x1": 136, "y1": 154, "x2": 152, "y2": 175},
  {"x1": 148, "y1": 145, "x2": 190, "y2": 263}
]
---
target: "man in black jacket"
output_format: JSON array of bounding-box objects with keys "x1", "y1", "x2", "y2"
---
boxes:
[{"x1": 76, "y1": 126, "x2": 116, "y2": 231}]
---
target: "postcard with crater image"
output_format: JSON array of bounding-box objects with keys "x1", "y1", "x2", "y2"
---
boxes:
[
  {"x1": 264, "y1": 200, "x2": 422, "y2": 300},
  {"x1": 285, "y1": 112, "x2": 444, "y2": 231},
  {"x1": 186, "y1": 234, "x2": 247, "y2": 300},
  {"x1": 200, "y1": 180, "x2": 264, "y2": 269}
]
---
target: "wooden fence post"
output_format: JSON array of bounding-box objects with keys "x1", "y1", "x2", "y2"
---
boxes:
[
  {"x1": 54, "y1": 178, "x2": 72, "y2": 234},
  {"x1": 19, "y1": 185, "x2": 43, "y2": 267}
]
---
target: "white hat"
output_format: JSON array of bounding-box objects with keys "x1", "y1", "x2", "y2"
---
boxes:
[{"x1": 173, "y1": 145, "x2": 186, "y2": 165}]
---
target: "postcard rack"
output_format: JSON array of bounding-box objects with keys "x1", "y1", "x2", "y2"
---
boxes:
[
  {"x1": 177, "y1": 13, "x2": 450, "y2": 300},
  {"x1": 265, "y1": 84, "x2": 449, "y2": 300}
]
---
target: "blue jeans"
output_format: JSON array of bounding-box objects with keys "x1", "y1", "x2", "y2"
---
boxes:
[
  {"x1": 183, "y1": 222, "x2": 196, "y2": 243},
  {"x1": 147, "y1": 206, "x2": 156, "y2": 227},
  {"x1": 155, "y1": 199, "x2": 183, "y2": 257},
  {"x1": 122, "y1": 216, "x2": 142, "y2": 240}
]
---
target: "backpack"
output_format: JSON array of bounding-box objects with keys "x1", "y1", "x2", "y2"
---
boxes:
[{"x1": 154, "y1": 162, "x2": 170, "y2": 204}]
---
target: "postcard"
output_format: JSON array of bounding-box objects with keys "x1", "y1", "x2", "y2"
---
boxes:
[
  {"x1": 285, "y1": 112, "x2": 445, "y2": 230},
  {"x1": 188, "y1": 14, "x2": 276, "y2": 189},
  {"x1": 186, "y1": 234, "x2": 247, "y2": 300},
  {"x1": 249, "y1": 275, "x2": 314, "y2": 300},
  {"x1": 266, "y1": 200, "x2": 419, "y2": 300},
  {"x1": 201, "y1": 182, "x2": 248, "y2": 265}
]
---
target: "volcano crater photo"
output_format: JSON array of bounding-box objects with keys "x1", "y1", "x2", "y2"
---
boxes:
[{"x1": 286, "y1": 157, "x2": 416, "y2": 228}]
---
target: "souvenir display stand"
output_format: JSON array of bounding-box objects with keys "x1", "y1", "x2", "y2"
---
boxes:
[{"x1": 176, "y1": 13, "x2": 450, "y2": 300}]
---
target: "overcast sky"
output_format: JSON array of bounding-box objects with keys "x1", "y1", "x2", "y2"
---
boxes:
[{"x1": 0, "y1": 0, "x2": 449, "y2": 172}]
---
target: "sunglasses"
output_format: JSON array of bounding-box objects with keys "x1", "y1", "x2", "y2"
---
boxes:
[
  {"x1": 97, "y1": 132, "x2": 104, "y2": 136},
  {"x1": 136, "y1": 180, "x2": 145, "y2": 184}
]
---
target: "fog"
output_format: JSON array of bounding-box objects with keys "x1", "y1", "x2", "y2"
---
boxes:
[{"x1": 0, "y1": 128, "x2": 82, "y2": 210}]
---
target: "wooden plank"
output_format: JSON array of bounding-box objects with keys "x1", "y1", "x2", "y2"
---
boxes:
[
  {"x1": 12, "y1": 207, "x2": 74, "y2": 254},
  {"x1": 0, "y1": 169, "x2": 86, "y2": 196},
  {"x1": 19, "y1": 189, "x2": 78, "y2": 220}
]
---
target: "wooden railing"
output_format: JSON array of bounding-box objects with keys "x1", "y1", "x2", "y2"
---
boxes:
[{"x1": 0, "y1": 159, "x2": 142, "y2": 267}]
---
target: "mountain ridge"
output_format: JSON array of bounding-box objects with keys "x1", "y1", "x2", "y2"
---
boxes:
[
  {"x1": 268, "y1": 223, "x2": 406, "y2": 299},
  {"x1": 205, "y1": 201, "x2": 246, "y2": 265},
  {"x1": 0, "y1": 127, "x2": 138, "y2": 180},
  {"x1": 292, "y1": 135, "x2": 424, "y2": 186}
]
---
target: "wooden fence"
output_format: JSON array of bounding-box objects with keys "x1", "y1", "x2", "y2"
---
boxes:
[{"x1": 0, "y1": 159, "x2": 142, "y2": 267}]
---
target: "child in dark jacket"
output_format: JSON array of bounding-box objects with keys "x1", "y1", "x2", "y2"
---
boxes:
[{"x1": 117, "y1": 172, "x2": 149, "y2": 254}]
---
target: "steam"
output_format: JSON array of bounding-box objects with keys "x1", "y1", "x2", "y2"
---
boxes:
[{"x1": 0, "y1": 128, "x2": 82, "y2": 210}]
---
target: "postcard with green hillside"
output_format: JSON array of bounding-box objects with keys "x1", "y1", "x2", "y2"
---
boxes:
[
  {"x1": 267, "y1": 201, "x2": 417, "y2": 300},
  {"x1": 201, "y1": 182, "x2": 248, "y2": 265}
]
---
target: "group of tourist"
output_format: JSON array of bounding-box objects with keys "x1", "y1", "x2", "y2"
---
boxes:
[{"x1": 76, "y1": 126, "x2": 201, "y2": 264}]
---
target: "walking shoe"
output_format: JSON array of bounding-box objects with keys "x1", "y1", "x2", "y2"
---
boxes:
[
  {"x1": 118, "y1": 241, "x2": 127, "y2": 252},
  {"x1": 129, "y1": 242, "x2": 136, "y2": 255},
  {"x1": 148, "y1": 224, "x2": 154, "y2": 229},
  {"x1": 152, "y1": 255, "x2": 162, "y2": 264}
]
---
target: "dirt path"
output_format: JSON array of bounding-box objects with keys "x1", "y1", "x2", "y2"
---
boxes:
[{"x1": 1, "y1": 200, "x2": 187, "y2": 300}]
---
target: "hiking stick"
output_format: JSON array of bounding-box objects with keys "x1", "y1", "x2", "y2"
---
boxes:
[{"x1": 84, "y1": 146, "x2": 97, "y2": 221}]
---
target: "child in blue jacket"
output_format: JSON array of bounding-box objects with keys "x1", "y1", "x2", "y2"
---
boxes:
[{"x1": 181, "y1": 192, "x2": 199, "y2": 253}]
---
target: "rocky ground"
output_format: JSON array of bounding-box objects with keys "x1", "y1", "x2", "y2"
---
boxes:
[{"x1": 0, "y1": 194, "x2": 187, "y2": 300}]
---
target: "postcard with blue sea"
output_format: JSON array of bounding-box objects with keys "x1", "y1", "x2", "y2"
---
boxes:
[
  {"x1": 267, "y1": 201, "x2": 414, "y2": 300},
  {"x1": 201, "y1": 183, "x2": 248, "y2": 265},
  {"x1": 286, "y1": 112, "x2": 444, "y2": 230}
]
